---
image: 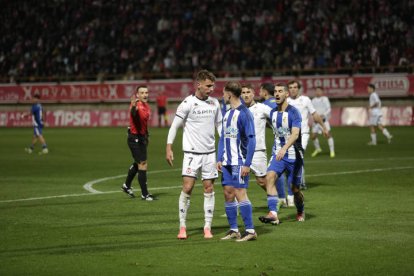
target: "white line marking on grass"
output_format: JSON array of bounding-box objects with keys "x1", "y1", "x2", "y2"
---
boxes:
[
  {"x1": 0, "y1": 166, "x2": 413, "y2": 204},
  {"x1": 82, "y1": 168, "x2": 181, "y2": 194},
  {"x1": 83, "y1": 174, "x2": 124, "y2": 194},
  {"x1": 306, "y1": 156, "x2": 414, "y2": 164},
  {"x1": 308, "y1": 166, "x2": 414, "y2": 177}
]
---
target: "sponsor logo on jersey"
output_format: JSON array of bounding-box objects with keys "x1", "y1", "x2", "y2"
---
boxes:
[
  {"x1": 192, "y1": 109, "x2": 214, "y2": 115},
  {"x1": 276, "y1": 126, "x2": 290, "y2": 136},
  {"x1": 224, "y1": 126, "x2": 238, "y2": 138}
]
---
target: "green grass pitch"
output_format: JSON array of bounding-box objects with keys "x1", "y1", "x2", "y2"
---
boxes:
[{"x1": 0, "y1": 126, "x2": 413, "y2": 275}]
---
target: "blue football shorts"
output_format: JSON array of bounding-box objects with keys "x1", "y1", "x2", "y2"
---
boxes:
[
  {"x1": 33, "y1": 126, "x2": 43, "y2": 136},
  {"x1": 267, "y1": 155, "x2": 303, "y2": 187},
  {"x1": 221, "y1": 165, "x2": 249, "y2": 189}
]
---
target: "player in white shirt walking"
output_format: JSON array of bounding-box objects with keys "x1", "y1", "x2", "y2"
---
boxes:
[
  {"x1": 166, "y1": 70, "x2": 222, "y2": 240},
  {"x1": 287, "y1": 80, "x2": 328, "y2": 189},
  {"x1": 310, "y1": 87, "x2": 336, "y2": 158},
  {"x1": 367, "y1": 84, "x2": 392, "y2": 145},
  {"x1": 241, "y1": 84, "x2": 272, "y2": 191}
]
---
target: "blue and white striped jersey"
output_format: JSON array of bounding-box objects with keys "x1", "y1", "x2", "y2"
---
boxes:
[
  {"x1": 31, "y1": 103, "x2": 43, "y2": 127},
  {"x1": 218, "y1": 104, "x2": 256, "y2": 166},
  {"x1": 263, "y1": 97, "x2": 277, "y2": 109},
  {"x1": 269, "y1": 104, "x2": 303, "y2": 161}
]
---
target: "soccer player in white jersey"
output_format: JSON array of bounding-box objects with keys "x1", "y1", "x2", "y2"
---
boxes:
[
  {"x1": 241, "y1": 84, "x2": 272, "y2": 191},
  {"x1": 259, "y1": 82, "x2": 305, "y2": 224},
  {"x1": 218, "y1": 81, "x2": 257, "y2": 242},
  {"x1": 367, "y1": 84, "x2": 393, "y2": 145},
  {"x1": 287, "y1": 80, "x2": 328, "y2": 189},
  {"x1": 310, "y1": 86, "x2": 336, "y2": 158},
  {"x1": 166, "y1": 70, "x2": 222, "y2": 240}
]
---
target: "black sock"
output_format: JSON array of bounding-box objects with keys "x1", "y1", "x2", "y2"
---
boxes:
[
  {"x1": 124, "y1": 163, "x2": 138, "y2": 188},
  {"x1": 138, "y1": 170, "x2": 149, "y2": 196}
]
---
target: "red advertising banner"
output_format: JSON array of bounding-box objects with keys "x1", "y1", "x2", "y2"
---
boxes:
[
  {"x1": 0, "y1": 74, "x2": 413, "y2": 103},
  {"x1": 2, "y1": 106, "x2": 412, "y2": 128},
  {"x1": 0, "y1": 110, "x2": 130, "y2": 127},
  {"x1": 340, "y1": 106, "x2": 413, "y2": 126},
  {"x1": 0, "y1": 106, "x2": 178, "y2": 128}
]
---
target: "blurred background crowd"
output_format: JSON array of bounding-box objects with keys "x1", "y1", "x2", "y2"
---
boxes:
[{"x1": 1, "y1": 0, "x2": 413, "y2": 82}]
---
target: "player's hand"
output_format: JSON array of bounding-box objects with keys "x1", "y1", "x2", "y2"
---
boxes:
[
  {"x1": 241, "y1": 166, "x2": 250, "y2": 177},
  {"x1": 216, "y1": 162, "x2": 222, "y2": 172},
  {"x1": 276, "y1": 147, "x2": 287, "y2": 161},
  {"x1": 166, "y1": 151, "x2": 174, "y2": 166},
  {"x1": 166, "y1": 145, "x2": 174, "y2": 166},
  {"x1": 130, "y1": 94, "x2": 138, "y2": 105}
]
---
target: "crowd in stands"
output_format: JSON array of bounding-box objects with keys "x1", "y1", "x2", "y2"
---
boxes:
[{"x1": 1, "y1": 0, "x2": 413, "y2": 81}]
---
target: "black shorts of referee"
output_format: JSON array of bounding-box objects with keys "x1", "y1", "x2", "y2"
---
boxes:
[
  {"x1": 158, "y1": 106, "x2": 166, "y2": 116},
  {"x1": 127, "y1": 131, "x2": 148, "y2": 163}
]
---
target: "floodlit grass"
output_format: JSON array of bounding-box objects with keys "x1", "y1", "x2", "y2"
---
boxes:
[{"x1": 0, "y1": 126, "x2": 413, "y2": 275}]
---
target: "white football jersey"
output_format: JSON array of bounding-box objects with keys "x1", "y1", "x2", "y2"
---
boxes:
[
  {"x1": 369, "y1": 92, "x2": 382, "y2": 116},
  {"x1": 312, "y1": 96, "x2": 331, "y2": 120},
  {"x1": 173, "y1": 94, "x2": 222, "y2": 153},
  {"x1": 248, "y1": 102, "x2": 272, "y2": 151},
  {"x1": 287, "y1": 95, "x2": 315, "y2": 134}
]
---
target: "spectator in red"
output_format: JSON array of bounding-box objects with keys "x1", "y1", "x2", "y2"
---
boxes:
[{"x1": 156, "y1": 91, "x2": 169, "y2": 127}]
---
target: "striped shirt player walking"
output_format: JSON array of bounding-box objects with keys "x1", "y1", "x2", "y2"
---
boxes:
[
  {"x1": 217, "y1": 81, "x2": 257, "y2": 242},
  {"x1": 24, "y1": 93, "x2": 48, "y2": 155},
  {"x1": 259, "y1": 83, "x2": 306, "y2": 225}
]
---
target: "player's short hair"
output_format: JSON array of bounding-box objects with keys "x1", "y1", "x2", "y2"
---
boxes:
[
  {"x1": 136, "y1": 85, "x2": 148, "y2": 92},
  {"x1": 33, "y1": 93, "x2": 41, "y2": 99},
  {"x1": 315, "y1": 86, "x2": 324, "y2": 91},
  {"x1": 242, "y1": 83, "x2": 255, "y2": 94},
  {"x1": 260, "y1": 82, "x2": 274, "y2": 94},
  {"x1": 224, "y1": 81, "x2": 242, "y2": 97},
  {"x1": 196, "y1": 70, "x2": 216, "y2": 82},
  {"x1": 368, "y1": 83, "x2": 376, "y2": 90},
  {"x1": 242, "y1": 83, "x2": 254, "y2": 90},
  {"x1": 287, "y1": 80, "x2": 301, "y2": 89},
  {"x1": 274, "y1": 82, "x2": 288, "y2": 92}
]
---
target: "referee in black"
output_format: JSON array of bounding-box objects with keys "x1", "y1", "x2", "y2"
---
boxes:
[{"x1": 122, "y1": 86, "x2": 155, "y2": 200}]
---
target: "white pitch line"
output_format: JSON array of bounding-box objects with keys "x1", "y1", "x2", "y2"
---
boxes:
[
  {"x1": 84, "y1": 156, "x2": 414, "y2": 194},
  {"x1": 306, "y1": 156, "x2": 414, "y2": 164},
  {"x1": 0, "y1": 166, "x2": 413, "y2": 204},
  {"x1": 82, "y1": 168, "x2": 181, "y2": 194},
  {"x1": 308, "y1": 166, "x2": 414, "y2": 177}
]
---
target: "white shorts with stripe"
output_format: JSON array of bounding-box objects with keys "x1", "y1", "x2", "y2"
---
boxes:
[
  {"x1": 250, "y1": 150, "x2": 267, "y2": 177},
  {"x1": 182, "y1": 152, "x2": 218, "y2": 180}
]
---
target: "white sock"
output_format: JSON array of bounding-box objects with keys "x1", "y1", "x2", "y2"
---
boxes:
[
  {"x1": 370, "y1": 133, "x2": 377, "y2": 144},
  {"x1": 328, "y1": 137, "x2": 335, "y2": 153},
  {"x1": 313, "y1": 138, "x2": 321, "y2": 151},
  {"x1": 179, "y1": 191, "x2": 191, "y2": 228},
  {"x1": 382, "y1": 128, "x2": 391, "y2": 139},
  {"x1": 204, "y1": 192, "x2": 215, "y2": 229}
]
